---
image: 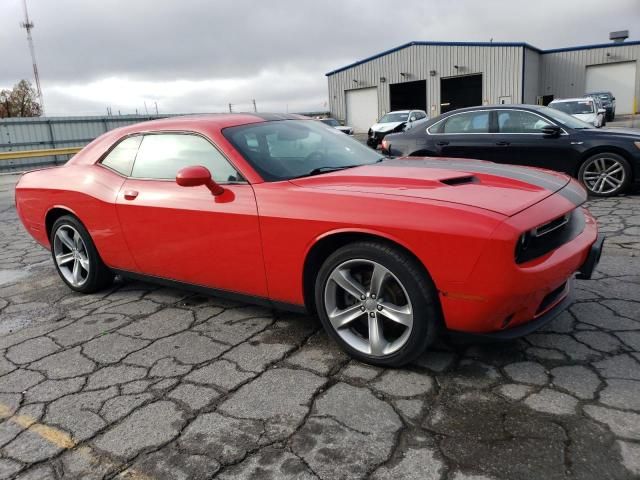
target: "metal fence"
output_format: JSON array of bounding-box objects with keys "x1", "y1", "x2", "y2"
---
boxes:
[{"x1": 0, "y1": 114, "x2": 170, "y2": 171}]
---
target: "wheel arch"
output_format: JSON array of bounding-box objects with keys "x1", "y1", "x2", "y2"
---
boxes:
[
  {"x1": 577, "y1": 146, "x2": 634, "y2": 179},
  {"x1": 45, "y1": 206, "x2": 81, "y2": 240},
  {"x1": 302, "y1": 229, "x2": 439, "y2": 316}
]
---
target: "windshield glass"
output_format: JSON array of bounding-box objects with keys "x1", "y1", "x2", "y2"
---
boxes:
[
  {"x1": 550, "y1": 100, "x2": 594, "y2": 115},
  {"x1": 320, "y1": 118, "x2": 340, "y2": 127},
  {"x1": 378, "y1": 112, "x2": 409, "y2": 123},
  {"x1": 538, "y1": 106, "x2": 594, "y2": 129},
  {"x1": 223, "y1": 120, "x2": 384, "y2": 181}
]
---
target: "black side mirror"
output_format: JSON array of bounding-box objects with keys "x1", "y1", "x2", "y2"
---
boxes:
[{"x1": 541, "y1": 125, "x2": 561, "y2": 138}]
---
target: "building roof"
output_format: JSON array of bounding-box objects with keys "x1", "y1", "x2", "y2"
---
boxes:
[{"x1": 326, "y1": 39, "x2": 640, "y2": 76}]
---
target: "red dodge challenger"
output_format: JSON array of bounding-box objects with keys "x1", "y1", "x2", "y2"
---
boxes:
[{"x1": 15, "y1": 114, "x2": 603, "y2": 366}]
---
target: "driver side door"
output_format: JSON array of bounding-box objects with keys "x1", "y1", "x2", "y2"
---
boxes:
[{"x1": 115, "y1": 132, "x2": 268, "y2": 297}]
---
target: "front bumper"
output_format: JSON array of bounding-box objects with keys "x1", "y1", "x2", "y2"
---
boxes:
[
  {"x1": 439, "y1": 187, "x2": 600, "y2": 336},
  {"x1": 577, "y1": 234, "x2": 604, "y2": 279},
  {"x1": 367, "y1": 130, "x2": 390, "y2": 147},
  {"x1": 449, "y1": 279, "x2": 575, "y2": 341}
]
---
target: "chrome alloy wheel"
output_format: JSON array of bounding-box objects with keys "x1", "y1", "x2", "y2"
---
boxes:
[
  {"x1": 582, "y1": 156, "x2": 626, "y2": 195},
  {"x1": 53, "y1": 225, "x2": 90, "y2": 287},
  {"x1": 323, "y1": 259, "x2": 413, "y2": 357}
]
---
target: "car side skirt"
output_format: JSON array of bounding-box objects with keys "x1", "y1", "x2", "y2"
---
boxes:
[{"x1": 112, "y1": 269, "x2": 308, "y2": 314}]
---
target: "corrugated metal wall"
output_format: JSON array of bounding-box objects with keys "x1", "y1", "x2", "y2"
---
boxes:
[
  {"x1": 523, "y1": 48, "x2": 541, "y2": 104},
  {"x1": 0, "y1": 114, "x2": 170, "y2": 171},
  {"x1": 328, "y1": 44, "x2": 524, "y2": 122},
  {"x1": 539, "y1": 44, "x2": 640, "y2": 111}
]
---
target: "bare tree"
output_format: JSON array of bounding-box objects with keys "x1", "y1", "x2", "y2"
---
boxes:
[{"x1": 0, "y1": 80, "x2": 42, "y2": 118}]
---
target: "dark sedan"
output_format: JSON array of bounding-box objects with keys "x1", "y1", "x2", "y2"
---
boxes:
[{"x1": 382, "y1": 105, "x2": 640, "y2": 197}]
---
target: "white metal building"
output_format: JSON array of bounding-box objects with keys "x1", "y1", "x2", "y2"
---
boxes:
[{"x1": 326, "y1": 40, "x2": 640, "y2": 133}]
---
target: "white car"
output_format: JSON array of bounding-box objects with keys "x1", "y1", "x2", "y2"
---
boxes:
[
  {"x1": 319, "y1": 118, "x2": 353, "y2": 135},
  {"x1": 548, "y1": 98, "x2": 606, "y2": 128},
  {"x1": 367, "y1": 109, "x2": 428, "y2": 147}
]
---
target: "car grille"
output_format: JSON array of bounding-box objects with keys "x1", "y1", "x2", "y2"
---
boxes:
[{"x1": 515, "y1": 209, "x2": 585, "y2": 264}]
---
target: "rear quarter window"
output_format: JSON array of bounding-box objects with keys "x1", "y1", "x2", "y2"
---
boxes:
[{"x1": 100, "y1": 136, "x2": 143, "y2": 176}]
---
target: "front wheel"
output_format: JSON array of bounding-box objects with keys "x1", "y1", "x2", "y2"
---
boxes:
[
  {"x1": 578, "y1": 153, "x2": 631, "y2": 197},
  {"x1": 314, "y1": 241, "x2": 441, "y2": 367},
  {"x1": 51, "y1": 215, "x2": 114, "y2": 293}
]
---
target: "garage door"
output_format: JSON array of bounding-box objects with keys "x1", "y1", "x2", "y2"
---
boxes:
[
  {"x1": 586, "y1": 62, "x2": 637, "y2": 115},
  {"x1": 346, "y1": 87, "x2": 378, "y2": 133}
]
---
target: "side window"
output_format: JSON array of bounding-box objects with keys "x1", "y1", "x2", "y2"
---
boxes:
[
  {"x1": 100, "y1": 136, "x2": 142, "y2": 176},
  {"x1": 131, "y1": 134, "x2": 241, "y2": 182},
  {"x1": 442, "y1": 111, "x2": 490, "y2": 133},
  {"x1": 498, "y1": 110, "x2": 552, "y2": 133}
]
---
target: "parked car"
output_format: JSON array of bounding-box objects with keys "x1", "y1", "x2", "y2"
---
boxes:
[
  {"x1": 367, "y1": 109, "x2": 428, "y2": 148},
  {"x1": 585, "y1": 91, "x2": 616, "y2": 121},
  {"x1": 319, "y1": 117, "x2": 353, "y2": 135},
  {"x1": 15, "y1": 114, "x2": 602, "y2": 366},
  {"x1": 382, "y1": 104, "x2": 640, "y2": 196},
  {"x1": 549, "y1": 97, "x2": 606, "y2": 128}
]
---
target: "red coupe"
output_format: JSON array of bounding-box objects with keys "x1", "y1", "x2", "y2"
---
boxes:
[{"x1": 15, "y1": 114, "x2": 603, "y2": 366}]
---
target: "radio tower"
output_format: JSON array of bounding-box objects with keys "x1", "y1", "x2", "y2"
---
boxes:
[{"x1": 20, "y1": 0, "x2": 45, "y2": 115}]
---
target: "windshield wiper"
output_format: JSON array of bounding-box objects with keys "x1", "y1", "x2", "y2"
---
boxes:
[{"x1": 291, "y1": 165, "x2": 361, "y2": 179}]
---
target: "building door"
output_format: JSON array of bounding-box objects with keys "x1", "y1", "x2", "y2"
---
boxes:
[
  {"x1": 346, "y1": 87, "x2": 379, "y2": 133},
  {"x1": 440, "y1": 74, "x2": 482, "y2": 113},
  {"x1": 389, "y1": 80, "x2": 427, "y2": 111},
  {"x1": 586, "y1": 62, "x2": 637, "y2": 114}
]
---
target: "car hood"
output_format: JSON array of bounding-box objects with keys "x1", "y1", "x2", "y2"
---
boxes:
[
  {"x1": 371, "y1": 121, "x2": 405, "y2": 133},
  {"x1": 574, "y1": 113, "x2": 596, "y2": 122},
  {"x1": 290, "y1": 158, "x2": 575, "y2": 216},
  {"x1": 580, "y1": 127, "x2": 640, "y2": 138}
]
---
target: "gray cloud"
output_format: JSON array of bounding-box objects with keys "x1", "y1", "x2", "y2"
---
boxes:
[{"x1": 1, "y1": 0, "x2": 638, "y2": 115}]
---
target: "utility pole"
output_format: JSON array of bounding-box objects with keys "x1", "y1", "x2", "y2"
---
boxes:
[
  {"x1": 228, "y1": 103, "x2": 233, "y2": 113},
  {"x1": 154, "y1": 101, "x2": 158, "y2": 115},
  {"x1": 252, "y1": 99, "x2": 257, "y2": 112},
  {"x1": 20, "y1": 0, "x2": 45, "y2": 115}
]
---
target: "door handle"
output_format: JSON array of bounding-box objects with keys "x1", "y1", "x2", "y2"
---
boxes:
[
  {"x1": 436, "y1": 141, "x2": 449, "y2": 146},
  {"x1": 124, "y1": 190, "x2": 139, "y2": 200},
  {"x1": 495, "y1": 141, "x2": 510, "y2": 146}
]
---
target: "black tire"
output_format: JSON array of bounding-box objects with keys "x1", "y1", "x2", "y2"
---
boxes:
[
  {"x1": 50, "y1": 215, "x2": 114, "y2": 293},
  {"x1": 314, "y1": 241, "x2": 441, "y2": 367},
  {"x1": 578, "y1": 152, "x2": 632, "y2": 197}
]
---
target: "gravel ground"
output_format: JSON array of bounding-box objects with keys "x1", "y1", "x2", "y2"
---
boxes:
[{"x1": 0, "y1": 173, "x2": 639, "y2": 480}]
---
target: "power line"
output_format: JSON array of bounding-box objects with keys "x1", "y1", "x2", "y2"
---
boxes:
[{"x1": 20, "y1": 0, "x2": 45, "y2": 115}]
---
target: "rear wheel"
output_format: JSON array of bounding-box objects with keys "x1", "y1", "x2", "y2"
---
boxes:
[
  {"x1": 314, "y1": 241, "x2": 440, "y2": 367},
  {"x1": 578, "y1": 153, "x2": 631, "y2": 197},
  {"x1": 51, "y1": 215, "x2": 113, "y2": 293}
]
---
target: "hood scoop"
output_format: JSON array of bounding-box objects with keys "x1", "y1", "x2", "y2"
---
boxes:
[{"x1": 440, "y1": 175, "x2": 478, "y2": 186}]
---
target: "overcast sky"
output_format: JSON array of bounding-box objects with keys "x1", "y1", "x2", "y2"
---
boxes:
[{"x1": 1, "y1": 0, "x2": 638, "y2": 116}]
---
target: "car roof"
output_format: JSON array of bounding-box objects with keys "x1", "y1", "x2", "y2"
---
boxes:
[
  {"x1": 550, "y1": 98, "x2": 594, "y2": 103},
  {"x1": 437, "y1": 104, "x2": 545, "y2": 114},
  {"x1": 129, "y1": 113, "x2": 308, "y2": 131}
]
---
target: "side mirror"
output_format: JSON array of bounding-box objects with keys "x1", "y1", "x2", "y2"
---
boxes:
[
  {"x1": 176, "y1": 165, "x2": 224, "y2": 195},
  {"x1": 598, "y1": 108, "x2": 606, "y2": 114},
  {"x1": 541, "y1": 125, "x2": 561, "y2": 138},
  {"x1": 409, "y1": 116, "x2": 416, "y2": 122}
]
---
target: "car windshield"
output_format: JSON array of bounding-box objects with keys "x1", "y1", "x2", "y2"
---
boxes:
[
  {"x1": 587, "y1": 92, "x2": 611, "y2": 101},
  {"x1": 538, "y1": 106, "x2": 594, "y2": 129},
  {"x1": 550, "y1": 100, "x2": 595, "y2": 115},
  {"x1": 223, "y1": 120, "x2": 384, "y2": 181},
  {"x1": 320, "y1": 118, "x2": 340, "y2": 127},
  {"x1": 378, "y1": 112, "x2": 409, "y2": 123}
]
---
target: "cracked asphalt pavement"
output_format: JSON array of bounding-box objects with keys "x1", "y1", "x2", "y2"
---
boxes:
[{"x1": 0, "y1": 173, "x2": 639, "y2": 479}]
